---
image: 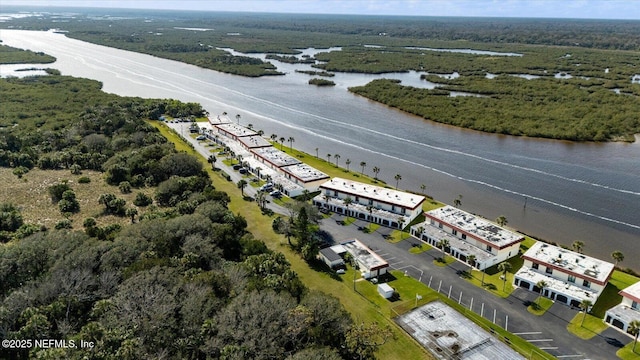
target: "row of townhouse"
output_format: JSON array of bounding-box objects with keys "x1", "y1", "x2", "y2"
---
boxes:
[
  {"x1": 312, "y1": 177, "x2": 426, "y2": 228},
  {"x1": 203, "y1": 116, "x2": 329, "y2": 197},
  {"x1": 407, "y1": 205, "x2": 639, "y2": 337}
]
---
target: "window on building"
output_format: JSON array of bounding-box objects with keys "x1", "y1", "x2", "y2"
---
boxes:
[
  {"x1": 369, "y1": 199, "x2": 373, "y2": 205},
  {"x1": 583, "y1": 280, "x2": 590, "y2": 288},
  {"x1": 461, "y1": 234, "x2": 466, "y2": 240},
  {"x1": 334, "y1": 190, "x2": 338, "y2": 196},
  {"x1": 401, "y1": 207, "x2": 406, "y2": 214},
  {"x1": 532, "y1": 263, "x2": 539, "y2": 270},
  {"x1": 632, "y1": 301, "x2": 638, "y2": 310},
  {"x1": 391, "y1": 205, "x2": 395, "y2": 211},
  {"x1": 568, "y1": 275, "x2": 576, "y2": 283},
  {"x1": 486, "y1": 244, "x2": 492, "y2": 252},
  {"x1": 355, "y1": 196, "x2": 359, "y2": 203},
  {"x1": 452, "y1": 229, "x2": 457, "y2": 236},
  {"x1": 545, "y1": 267, "x2": 553, "y2": 275},
  {"x1": 438, "y1": 223, "x2": 443, "y2": 229}
]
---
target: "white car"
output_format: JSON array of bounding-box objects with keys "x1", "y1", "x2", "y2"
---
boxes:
[{"x1": 269, "y1": 190, "x2": 281, "y2": 197}]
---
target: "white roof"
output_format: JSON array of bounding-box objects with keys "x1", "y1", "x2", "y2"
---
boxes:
[
  {"x1": 522, "y1": 241, "x2": 614, "y2": 284},
  {"x1": 252, "y1": 147, "x2": 301, "y2": 167},
  {"x1": 208, "y1": 114, "x2": 232, "y2": 125},
  {"x1": 216, "y1": 123, "x2": 257, "y2": 137},
  {"x1": 280, "y1": 163, "x2": 329, "y2": 183},
  {"x1": 341, "y1": 239, "x2": 388, "y2": 271},
  {"x1": 620, "y1": 281, "x2": 640, "y2": 303},
  {"x1": 238, "y1": 135, "x2": 271, "y2": 148},
  {"x1": 378, "y1": 283, "x2": 394, "y2": 292},
  {"x1": 425, "y1": 206, "x2": 523, "y2": 248},
  {"x1": 320, "y1": 177, "x2": 425, "y2": 210}
]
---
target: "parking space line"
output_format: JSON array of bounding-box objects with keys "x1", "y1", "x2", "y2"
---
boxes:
[
  {"x1": 527, "y1": 339, "x2": 554, "y2": 342},
  {"x1": 513, "y1": 332, "x2": 542, "y2": 335}
]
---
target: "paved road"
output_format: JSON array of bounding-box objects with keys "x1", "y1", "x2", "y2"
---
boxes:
[
  {"x1": 167, "y1": 122, "x2": 289, "y2": 216},
  {"x1": 320, "y1": 214, "x2": 632, "y2": 360}
]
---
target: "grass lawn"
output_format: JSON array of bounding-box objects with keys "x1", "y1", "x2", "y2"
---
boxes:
[
  {"x1": 616, "y1": 341, "x2": 640, "y2": 360},
  {"x1": 409, "y1": 243, "x2": 432, "y2": 254},
  {"x1": 153, "y1": 123, "x2": 433, "y2": 359},
  {"x1": 343, "y1": 216, "x2": 357, "y2": 226},
  {"x1": 567, "y1": 313, "x2": 609, "y2": 339},
  {"x1": 386, "y1": 230, "x2": 407, "y2": 243},
  {"x1": 465, "y1": 267, "x2": 515, "y2": 298},
  {"x1": 527, "y1": 297, "x2": 554, "y2": 316},
  {"x1": 433, "y1": 254, "x2": 456, "y2": 267},
  {"x1": 592, "y1": 270, "x2": 640, "y2": 318}
]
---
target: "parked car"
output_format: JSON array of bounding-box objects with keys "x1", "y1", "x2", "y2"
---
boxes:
[
  {"x1": 239, "y1": 168, "x2": 248, "y2": 174},
  {"x1": 269, "y1": 190, "x2": 281, "y2": 197},
  {"x1": 336, "y1": 269, "x2": 346, "y2": 275},
  {"x1": 232, "y1": 164, "x2": 242, "y2": 170},
  {"x1": 259, "y1": 183, "x2": 274, "y2": 192},
  {"x1": 196, "y1": 135, "x2": 206, "y2": 140}
]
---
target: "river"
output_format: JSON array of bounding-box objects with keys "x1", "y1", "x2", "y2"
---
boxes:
[{"x1": 1, "y1": 30, "x2": 639, "y2": 270}]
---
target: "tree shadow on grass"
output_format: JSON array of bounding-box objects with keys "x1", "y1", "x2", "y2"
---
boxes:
[{"x1": 307, "y1": 258, "x2": 343, "y2": 282}]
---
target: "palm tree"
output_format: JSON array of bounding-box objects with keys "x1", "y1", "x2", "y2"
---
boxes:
[
  {"x1": 315, "y1": 147, "x2": 319, "y2": 158},
  {"x1": 629, "y1": 320, "x2": 640, "y2": 354},
  {"x1": 453, "y1": 194, "x2": 463, "y2": 208},
  {"x1": 579, "y1": 299, "x2": 593, "y2": 326},
  {"x1": 270, "y1": 133, "x2": 278, "y2": 142},
  {"x1": 366, "y1": 205, "x2": 374, "y2": 222},
  {"x1": 438, "y1": 238, "x2": 450, "y2": 253},
  {"x1": 247, "y1": 123, "x2": 253, "y2": 129},
  {"x1": 279, "y1": 137, "x2": 285, "y2": 150},
  {"x1": 288, "y1": 136, "x2": 295, "y2": 151},
  {"x1": 394, "y1": 173, "x2": 402, "y2": 189},
  {"x1": 255, "y1": 166, "x2": 262, "y2": 179},
  {"x1": 420, "y1": 184, "x2": 426, "y2": 195},
  {"x1": 360, "y1": 161, "x2": 367, "y2": 175},
  {"x1": 257, "y1": 129, "x2": 264, "y2": 136},
  {"x1": 372, "y1": 166, "x2": 380, "y2": 180},
  {"x1": 334, "y1": 154, "x2": 340, "y2": 167},
  {"x1": 398, "y1": 217, "x2": 406, "y2": 239},
  {"x1": 235, "y1": 113, "x2": 241, "y2": 125},
  {"x1": 345, "y1": 158, "x2": 351, "y2": 171},
  {"x1": 467, "y1": 254, "x2": 476, "y2": 269},
  {"x1": 326, "y1": 153, "x2": 331, "y2": 163},
  {"x1": 498, "y1": 262, "x2": 512, "y2": 291},
  {"x1": 572, "y1": 240, "x2": 585, "y2": 254},
  {"x1": 207, "y1": 155, "x2": 217, "y2": 169},
  {"x1": 237, "y1": 179, "x2": 248, "y2": 196},
  {"x1": 415, "y1": 226, "x2": 425, "y2": 241},
  {"x1": 535, "y1": 280, "x2": 547, "y2": 301},
  {"x1": 496, "y1": 215, "x2": 508, "y2": 227},
  {"x1": 343, "y1": 196, "x2": 353, "y2": 216},
  {"x1": 611, "y1": 250, "x2": 624, "y2": 266}
]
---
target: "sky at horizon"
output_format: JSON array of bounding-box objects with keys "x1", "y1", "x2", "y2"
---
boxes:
[{"x1": 2, "y1": 0, "x2": 640, "y2": 20}]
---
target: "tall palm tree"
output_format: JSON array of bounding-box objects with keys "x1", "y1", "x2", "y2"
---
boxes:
[
  {"x1": 498, "y1": 262, "x2": 512, "y2": 291},
  {"x1": 326, "y1": 153, "x2": 331, "y2": 163},
  {"x1": 288, "y1": 136, "x2": 295, "y2": 151},
  {"x1": 235, "y1": 114, "x2": 241, "y2": 125},
  {"x1": 279, "y1": 137, "x2": 285, "y2": 150},
  {"x1": 247, "y1": 123, "x2": 253, "y2": 129},
  {"x1": 255, "y1": 166, "x2": 262, "y2": 179},
  {"x1": 360, "y1": 161, "x2": 367, "y2": 175},
  {"x1": 420, "y1": 184, "x2": 426, "y2": 195},
  {"x1": 315, "y1": 147, "x2": 319, "y2": 158},
  {"x1": 398, "y1": 217, "x2": 406, "y2": 239},
  {"x1": 343, "y1": 196, "x2": 353, "y2": 216},
  {"x1": 467, "y1": 254, "x2": 476, "y2": 269},
  {"x1": 270, "y1": 133, "x2": 278, "y2": 142},
  {"x1": 572, "y1": 240, "x2": 585, "y2": 254},
  {"x1": 611, "y1": 250, "x2": 624, "y2": 266},
  {"x1": 629, "y1": 320, "x2": 640, "y2": 354},
  {"x1": 372, "y1": 166, "x2": 380, "y2": 180},
  {"x1": 439, "y1": 238, "x2": 450, "y2": 253},
  {"x1": 345, "y1": 158, "x2": 351, "y2": 171},
  {"x1": 334, "y1": 154, "x2": 340, "y2": 167},
  {"x1": 257, "y1": 129, "x2": 264, "y2": 136},
  {"x1": 394, "y1": 173, "x2": 402, "y2": 189},
  {"x1": 237, "y1": 179, "x2": 248, "y2": 196},
  {"x1": 496, "y1": 215, "x2": 508, "y2": 227},
  {"x1": 535, "y1": 280, "x2": 548, "y2": 301},
  {"x1": 416, "y1": 226, "x2": 425, "y2": 241},
  {"x1": 207, "y1": 155, "x2": 217, "y2": 170},
  {"x1": 579, "y1": 299, "x2": 593, "y2": 326}
]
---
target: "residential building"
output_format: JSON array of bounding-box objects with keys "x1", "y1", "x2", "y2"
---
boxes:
[
  {"x1": 514, "y1": 241, "x2": 615, "y2": 307},
  {"x1": 251, "y1": 146, "x2": 301, "y2": 170},
  {"x1": 318, "y1": 247, "x2": 345, "y2": 269},
  {"x1": 215, "y1": 123, "x2": 257, "y2": 140},
  {"x1": 237, "y1": 135, "x2": 272, "y2": 150},
  {"x1": 605, "y1": 281, "x2": 640, "y2": 334},
  {"x1": 280, "y1": 163, "x2": 329, "y2": 192},
  {"x1": 410, "y1": 205, "x2": 523, "y2": 270},
  {"x1": 313, "y1": 177, "x2": 425, "y2": 228}
]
